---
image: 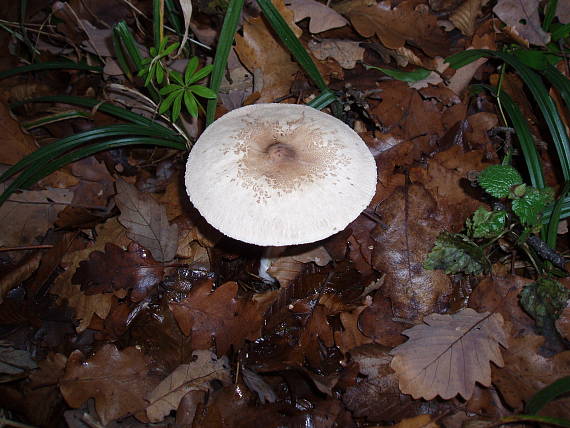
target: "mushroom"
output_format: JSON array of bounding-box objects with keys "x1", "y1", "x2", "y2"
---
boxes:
[{"x1": 185, "y1": 103, "x2": 377, "y2": 281}]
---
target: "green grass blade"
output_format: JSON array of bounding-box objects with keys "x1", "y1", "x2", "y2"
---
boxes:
[
  {"x1": 543, "y1": 65, "x2": 570, "y2": 113},
  {"x1": 205, "y1": 0, "x2": 245, "y2": 125},
  {"x1": 0, "y1": 137, "x2": 186, "y2": 205},
  {"x1": 112, "y1": 29, "x2": 133, "y2": 79},
  {"x1": 307, "y1": 89, "x2": 337, "y2": 110},
  {"x1": 544, "y1": 195, "x2": 570, "y2": 222},
  {"x1": 114, "y1": 21, "x2": 144, "y2": 70},
  {"x1": 472, "y1": 84, "x2": 545, "y2": 189},
  {"x1": 9, "y1": 95, "x2": 174, "y2": 131},
  {"x1": 526, "y1": 376, "x2": 570, "y2": 414},
  {"x1": 448, "y1": 49, "x2": 570, "y2": 181},
  {"x1": 21, "y1": 111, "x2": 90, "y2": 130},
  {"x1": 0, "y1": 62, "x2": 101, "y2": 80},
  {"x1": 543, "y1": 0, "x2": 558, "y2": 32},
  {"x1": 165, "y1": 0, "x2": 184, "y2": 36},
  {"x1": 0, "y1": 124, "x2": 183, "y2": 183},
  {"x1": 546, "y1": 181, "x2": 570, "y2": 248},
  {"x1": 498, "y1": 414, "x2": 570, "y2": 428},
  {"x1": 257, "y1": 0, "x2": 328, "y2": 92}
]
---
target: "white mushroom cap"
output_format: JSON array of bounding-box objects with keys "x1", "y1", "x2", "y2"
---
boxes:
[{"x1": 185, "y1": 103, "x2": 377, "y2": 246}]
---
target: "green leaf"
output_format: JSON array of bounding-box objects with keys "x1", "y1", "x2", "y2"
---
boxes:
[
  {"x1": 364, "y1": 64, "x2": 431, "y2": 82},
  {"x1": 187, "y1": 64, "x2": 214, "y2": 83},
  {"x1": 189, "y1": 85, "x2": 217, "y2": 98},
  {"x1": 184, "y1": 91, "x2": 199, "y2": 117},
  {"x1": 546, "y1": 181, "x2": 570, "y2": 249},
  {"x1": 159, "y1": 90, "x2": 182, "y2": 114},
  {"x1": 156, "y1": 63, "x2": 165, "y2": 84},
  {"x1": 478, "y1": 165, "x2": 523, "y2": 198},
  {"x1": 185, "y1": 56, "x2": 199, "y2": 82},
  {"x1": 520, "y1": 277, "x2": 570, "y2": 329},
  {"x1": 466, "y1": 207, "x2": 508, "y2": 239},
  {"x1": 551, "y1": 23, "x2": 570, "y2": 41},
  {"x1": 543, "y1": 0, "x2": 558, "y2": 32},
  {"x1": 498, "y1": 414, "x2": 570, "y2": 428},
  {"x1": 171, "y1": 93, "x2": 183, "y2": 121},
  {"x1": 159, "y1": 84, "x2": 183, "y2": 95},
  {"x1": 113, "y1": 21, "x2": 144, "y2": 70},
  {"x1": 512, "y1": 49, "x2": 558, "y2": 71},
  {"x1": 526, "y1": 376, "x2": 570, "y2": 414},
  {"x1": 163, "y1": 41, "x2": 180, "y2": 56},
  {"x1": 307, "y1": 89, "x2": 337, "y2": 110},
  {"x1": 206, "y1": 0, "x2": 245, "y2": 125},
  {"x1": 512, "y1": 187, "x2": 555, "y2": 226},
  {"x1": 0, "y1": 61, "x2": 101, "y2": 80},
  {"x1": 423, "y1": 232, "x2": 486, "y2": 275}
]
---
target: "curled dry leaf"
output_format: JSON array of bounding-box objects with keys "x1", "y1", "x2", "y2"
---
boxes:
[
  {"x1": 146, "y1": 350, "x2": 231, "y2": 422},
  {"x1": 268, "y1": 245, "x2": 331, "y2": 287},
  {"x1": 115, "y1": 179, "x2": 178, "y2": 263},
  {"x1": 285, "y1": 0, "x2": 348, "y2": 33},
  {"x1": 390, "y1": 308, "x2": 507, "y2": 400},
  {"x1": 449, "y1": 0, "x2": 489, "y2": 36},
  {"x1": 60, "y1": 344, "x2": 157, "y2": 425},
  {"x1": 308, "y1": 40, "x2": 364, "y2": 70},
  {"x1": 493, "y1": 0, "x2": 550, "y2": 46}
]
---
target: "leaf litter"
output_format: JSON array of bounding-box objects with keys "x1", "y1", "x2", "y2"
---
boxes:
[{"x1": 0, "y1": 0, "x2": 570, "y2": 426}]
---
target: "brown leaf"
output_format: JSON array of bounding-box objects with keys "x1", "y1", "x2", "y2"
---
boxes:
[
  {"x1": 268, "y1": 246, "x2": 331, "y2": 287},
  {"x1": 492, "y1": 334, "x2": 570, "y2": 416},
  {"x1": 146, "y1": 350, "x2": 231, "y2": 422},
  {"x1": 285, "y1": 0, "x2": 348, "y2": 33},
  {"x1": 493, "y1": 0, "x2": 550, "y2": 46},
  {"x1": 0, "y1": 185, "x2": 74, "y2": 247},
  {"x1": 72, "y1": 242, "x2": 164, "y2": 302},
  {"x1": 60, "y1": 344, "x2": 157, "y2": 425},
  {"x1": 359, "y1": 295, "x2": 406, "y2": 347},
  {"x1": 390, "y1": 308, "x2": 507, "y2": 400},
  {"x1": 372, "y1": 183, "x2": 453, "y2": 319},
  {"x1": 115, "y1": 179, "x2": 178, "y2": 263},
  {"x1": 555, "y1": 303, "x2": 570, "y2": 341},
  {"x1": 343, "y1": 345, "x2": 422, "y2": 422},
  {"x1": 308, "y1": 39, "x2": 364, "y2": 70},
  {"x1": 335, "y1": 0, "x2": 449, "y2": 57},
  {"x1": 334, "y1": 305, "x2": 373, "y2": 353},
  {"x1": 235, "y1": 16, "x2": 300, "y2": 102},
  {"x1": 0, "y1": 251, "x2": 42, "y2": 304},
  {"x1": 557, "y1": 1, "x2": 570, "y2": 23},
  {"x1": 169, "y1": 281, "x2": 265, "y2": 356},
  {"x1": 0, "y1": 97, "x2": 37, "y2": 165},
  {"x1": 449, "y1": 0, "x2": 489, "y2": 36}
]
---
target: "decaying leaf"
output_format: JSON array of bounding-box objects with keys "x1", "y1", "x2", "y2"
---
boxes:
[
  {"x1": 169, "y1": 280, "x2": 265, "y2": 356},
  {"x1": 60, "y1": 344, "x2": 157, "y2": 425},
  {"x1": 0, "y1": 98, "x2": 37, "y2": 165},
  {"x1": 268, "y1": 245, "x2": 331, "y2": 287},
  {"x1": 146, "y1": 350, "x2": 231, "y2": 422},
  {"x1": 177, "y1": 0, "x2": 193, "y2": 56},
  {"x1": 390, "y1": 308, "x2": 507, "y2": 400},
  {"x1": 0, "y1": 342, "x2": 37, "y2": 375},
  {"x1": 449, "y1": 0, "x2": 489, "y2": 36},
  {"x1": 308, "y1": 39, "x2": 364, "y2": 69},
  {"x1": 493, "y1": 0, "x2": 550, "y2": 46},
  {"x1": 115, "y1": 179, "x2": 178, "y2": 263},
  {"x1": 72, "y1": 242, "x2": 164, "y2": 302},
  {"x1": 285, "y1": 0, "x2": 348, "y2": 33}
]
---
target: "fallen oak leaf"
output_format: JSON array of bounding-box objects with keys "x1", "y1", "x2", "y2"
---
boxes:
[
  {"x1": 493, "y1": 0, "x2": 550, "y2": 46},
  {"x1": 146, "y1": 350, "x2": 231, "y2": 422},
  {"x1": 59, "y1": 344, "x2": 158, "y2": 425},
  {"x1": 390, "y1": 308, "x2": 507, "y2": 400},
  {"x1": 72, "y1": 242, "x2": 164, "y2": 302},
  {"x1": 169, "y1": 280, "x2": 265, "y2": 356},
  {"x1": 115, "y1": 179, "x2": 178, "y2": 263}
]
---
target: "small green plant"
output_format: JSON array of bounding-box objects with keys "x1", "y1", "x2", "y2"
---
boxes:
[
  {"x1": 424, "y1": 164, "x2": 569, "y2": 331},
  {"x1": 158, "y1": 57, "x2": 216, "y2": 120},
  {"x1": 138, "y1": 38, "x2": 180, "y2": 87}
]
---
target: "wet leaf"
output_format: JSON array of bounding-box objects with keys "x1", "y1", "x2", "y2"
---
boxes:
[
  {"x1": 146, "y1": 350, "x2": 231, "y2": 422},
  {"x1": 285, "y1": 0, "x2": 348, "y2": 33},
  {"x1": 423, "y1": 232, "x2": 486, "y2": 275},
  {"x1": 520, "y1": 278, "x2": 570, "y2": 329},
  {"x1": 493, "y1": 0, "x2": 550, "y2": 46},
  {"x1": 0, "y1": 342, "x2": 37, "y2": 374},
  {"x1": 169, "y1": 280, "x2": 265, "y2": 356},
  {"x1": 60, "y1": 344, "x2": 158, "y2": 425},
  {"x1": 391, "y1": 308, "x2": 507, "y2": 400},
  {"x1": 308, "y1": 39, "x2": 364, "y2": 69},
  {"x1": 72, "y1": 242, "x2": 164, "y2": 302},
  {"x1": 115, "y1": 179, "x2": 178, "y2": 263}
]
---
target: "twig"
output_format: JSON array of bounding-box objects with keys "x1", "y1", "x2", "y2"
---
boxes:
[{"x1": 0, "y1": 245, "x2": 53, "y2": 252}]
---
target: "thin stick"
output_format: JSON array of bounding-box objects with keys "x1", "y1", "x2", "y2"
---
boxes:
[{"x1": 0, "y1": 245, "x2": 53, "y2": 252}]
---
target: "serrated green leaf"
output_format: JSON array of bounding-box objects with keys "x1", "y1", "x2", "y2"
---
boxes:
[
  {"x1": 185, "y1": 56, "x2": 199, "y2": 82},
  {"x1": 466, "y1": 207, "x2": 508, "y2": 239},
  {"x1": 520, "y1": 278, "x2": 570, "y2": 329},
  {"x1": 423, "y1": 232, "x2": 486, "y2": 275},
  {"x1": 184, "y1": 91, "x2": 198, "y2": 117},
  {"x1": 364, "y1": 64, "x2": 431, "y2": 82},
  {"x1": 512, "y1": 187, "x2": 555, "y2": 226},
  {"x1": 172, "y1": 93, "x2": 183, "y2": 121},
  {"x1": 478, "y1": 165, "x2": 523, "y2": 198},
  {"x1": 189, "y1": 85, "x2": 217, "y2": 98}
]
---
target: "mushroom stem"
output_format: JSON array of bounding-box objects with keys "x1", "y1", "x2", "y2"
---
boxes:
[{"x1": 258, "y1": 245, "x2": 287, "y2": 283}]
